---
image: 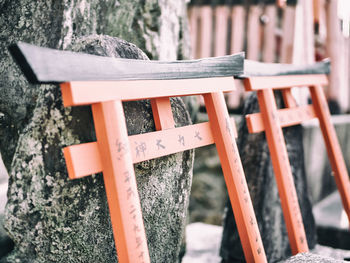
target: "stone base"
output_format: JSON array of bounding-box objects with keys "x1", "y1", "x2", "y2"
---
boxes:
[{"x1": 313, "y1": 191, "x2": 350, "y2": 250}]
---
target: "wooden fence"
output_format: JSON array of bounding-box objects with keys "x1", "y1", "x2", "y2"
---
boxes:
[{"x1": 187, "y1": 0, "x2": 350, "y2": 113}]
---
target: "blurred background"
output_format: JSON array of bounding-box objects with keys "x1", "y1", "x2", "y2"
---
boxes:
[{"x1": 0, "y1": 0, "x2": 350, "y2": 260}]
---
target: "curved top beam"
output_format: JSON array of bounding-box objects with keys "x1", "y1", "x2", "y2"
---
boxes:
[
  {"x1": 242, "y1": 59, "x2": 330, "y2": 78},
  {"x1": 9, "y1": 42, "x2": 244, "y2": 84}
]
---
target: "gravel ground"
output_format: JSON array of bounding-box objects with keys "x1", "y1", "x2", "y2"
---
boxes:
[{"x1": 182, "y1": 222, "x2": 350, "y2": 263}]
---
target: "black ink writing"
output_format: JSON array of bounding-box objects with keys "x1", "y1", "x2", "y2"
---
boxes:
[
  {"x1": 135, "y1": 142, "x2": 147, "y2": 158},
  {"x1": 156, "y1": 139, "x2": 165, "y2": 150},
  {"x1": 124, "y1": 171, "x2": 131, "y2": 183},
  {"x1": 127, "y1": 187, "x2": 135, "y2": 200},
  {"x1": 178, "y1": 135, "x2": 185, "y2": 146},
  {"x1": 194, "y1": 131, "x2": 202, "y2": 141}
]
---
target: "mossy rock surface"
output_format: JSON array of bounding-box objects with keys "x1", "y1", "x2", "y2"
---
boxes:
[{"x1": 3, "y1": 35, "x2": 193, "y2": 263}]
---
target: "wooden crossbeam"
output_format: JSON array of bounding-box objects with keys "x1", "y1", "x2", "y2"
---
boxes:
[
  {"x1": 246, "y1": 105, "x2": 316, "y2": 133},
  {"x1": 61, "y1": 77, "x2": 235, "y2": 106},
  {"x1": 63, "y1": 119, "x2": 237, "y2": 180}
]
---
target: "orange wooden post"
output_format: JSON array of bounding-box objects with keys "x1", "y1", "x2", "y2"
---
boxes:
[
  {"x1": 150, "y1": 97, "x2": 175, "y2": 130},
  {"x1": 204, "y1": 92, "x2": 267, "y2": 262},
  {"x1": 255, "y1": 89, "x2": 308, "y2": 254},
  {"x1": 309, "y1": 85, "x2": 350, "y2": 220},
  {"x1": 92, "y1": 100, "x2": 150, "y2": 263},
  {"x1": 244, "y1": 73, "x2": 350, "y2": 254}
]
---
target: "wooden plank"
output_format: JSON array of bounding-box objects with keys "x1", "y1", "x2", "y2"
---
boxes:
[
  {"x1": 63, "y1": 119, "x2": 237, "y2": 179},
  {"x1": 214, "y1": 6, "x2": 229, "y2": 57},
  {"x1": 150, "y1": 97, "x2": 175, "y2": 130},
  {"x1": 309, "y1": 85, "x2": 350, "y2": 223},
  {"x1": 91, "y1": 100, "x2": 150, "y2": 262},
  {"x1": 293, "y1": 0, "x2": 315, "y2": 65},
  {"x1": 247, "y1": 5, "x2": 262, "y2": 60},
  {"x1": 243, "y1": 74, "x2": 328, "y2": 91},
  {"x1": 325, "y1": 0, "x2": 347, "y2": 111},
  {"x1": 203, "y1": 92, "x2": 267, "y2": 262},
  {"x1": 280, "y1": 6, "x2": 296, "y2": 63},
  {"x1": 199, "y1": 6, "x2": 213, "y2": 58},
  {"x1": 9, "y1": 42, "x2": 244, "y2": 84},
  {"x1": 277, "y1": 0, "x2": 287, "y2": 8},
  {"x1": 256, "y1": 89, "x2": 309, "y2": 254},
  {"x1": 230, "y1": 5, "x2": 245, "y2": 54},
  {"x1": 188, "y1": 6, "x2": 200, "y2": 59},
  {"x1": 262, "y1": 5, "x2": 277, "y2": 63},
  {"x1": 242, "y1": 60, "x2": 330, "y2": 78},
  {"x1": 60, "y1": 77, "x2": 236, "y2": 106},
  {"x1": 226, "y1": 5, "x2": 245, "y2": 110},
  {"x1": 246, "y1": 105, "x2": 316, "y2": 133},
  {"x1": 63, "y1": 142, "x2": 103, "y2": 180},
  {"x1": 282, "y1": 88, "x2": 298, "y2": 108}
]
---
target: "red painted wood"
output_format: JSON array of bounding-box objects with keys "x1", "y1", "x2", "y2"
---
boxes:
[
  {"x1": 244, "y1": 75, "x2": 328, "y2": 91},
  {"x1": 61, "y1": 77, "x2": 235, "y2": 106},
  {"x1": 256, "y1": 89, "x2": 309, "y2": 254},
  {"x1": 150, "y1": 97, "x2": 175, "y2": 130},
  {"x1": 204, "y1": 92, "x2": 267, "y2": 263},
  {"x1": 244, "y1": 73, "x2": 350, "y2": 253},
  {"x1": 309, "y1": 85, "x2": 350, "y2": 223},
  {"x1": 246, "y1": 105, "x2": 316, "y2": 133},
  {"x1": 92, "y1": 100, "x2": 150, "y2": 262},
  {"x1": 61, "y1": 75, "x2": 267, "y2": 262},
  {"x1": 64, "y1": 119, "x2": 238, "y2": 179}
]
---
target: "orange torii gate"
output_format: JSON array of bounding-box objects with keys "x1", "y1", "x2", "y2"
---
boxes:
[
  {"x1": 10, "y1": 42, "x2": 267, "y2": 263},
  {"x1": 243, "y1": 73, "x2": 350, "y2": 255}
]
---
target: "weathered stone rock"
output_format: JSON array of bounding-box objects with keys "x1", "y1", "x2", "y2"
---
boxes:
[
  {"x1": 0, "y1": 0, "x2": 190, "y2": 171},
  {"x1": 1, "y1": 1, "x2": 192, "y2": 262},
  {"x1": 3, "y1": 35, "x2": 193, "y2": 262},
  {"x1": 220, "y1": 92, "x2": 316, "y2": 262}
]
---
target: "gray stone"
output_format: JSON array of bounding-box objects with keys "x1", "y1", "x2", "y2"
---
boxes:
[
  {"x1": 303, "y1": 114, "x2": 350, "y2": 204},
  {"x1": 220, "y1": 92, "x2": 316, "y2": 262},
  {"x1": 313, "y1": 191, "x2": 350, "y2": 250},
  {"x1": 3, "y1": 35, "x2": 194, "y2": 263},
  {"x1": 182, "y1": 222, "x2": 222, "y2": 263},
  {"x1": 0, "y1": 215, "x2": 13, "y2": 259},
  {"x1": 311, "y1": 244, "x2": 350, "y2": 261},
  {"x1": 282, "y1": 253, "x2": 346, "y2": 263},
  {"x1": 0, "y1": 0, "x2": 190, "y2": 171}
]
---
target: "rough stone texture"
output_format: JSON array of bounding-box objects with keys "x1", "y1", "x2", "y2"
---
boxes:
[
  {"x1": 2, "y1": 35, "x2": 194, "y2": 263},
  {"x1": 311, "y1": 244, "x2": 350, "y2": 261},
  {"x1": 0, "y1": 1, "x2": 192, "y2": 262},
  {"x1": 282, "y1": 253, "x2": 346, "y2": 263},
  {"x1": 0, "y1": 0, "x2": 190, "y2": 171},
  {"x1": 220, "y1": 92, "x2": 317, "y2": 263}
]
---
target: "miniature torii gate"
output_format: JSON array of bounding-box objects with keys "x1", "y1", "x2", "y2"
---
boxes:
[
  {"x1": 243, "y1": 72, "x2": 350, "y2": 255},
  {"x1": 10, "y1": 42, "x2": 267, "y2": 263}
]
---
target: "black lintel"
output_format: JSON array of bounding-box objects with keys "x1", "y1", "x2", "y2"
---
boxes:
[
  {"x1": 9, "y1": 42, "x2": 244, "y2": 84},
  {"x1": 241, "y1": 59, "x2": 330, "y2": 78}
]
